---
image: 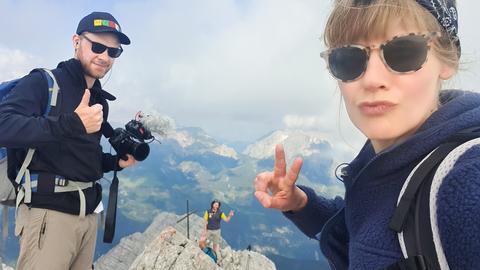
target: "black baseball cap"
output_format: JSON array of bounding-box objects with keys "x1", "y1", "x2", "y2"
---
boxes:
[{"x1": 76, "y1": 12, "x2": 131, "y2": 45}]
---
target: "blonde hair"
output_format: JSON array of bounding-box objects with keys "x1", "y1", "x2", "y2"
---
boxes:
[{"x1": 324, "y1": 0, "x2": 459, "y2": 69}]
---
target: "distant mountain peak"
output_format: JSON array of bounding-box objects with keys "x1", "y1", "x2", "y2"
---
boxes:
[
  {"x1": 168, "y1": 127, "x2": 239, "y2": 159},
  {"x1": 243, "y1": 129, "x2": 331, "y2": 160}
]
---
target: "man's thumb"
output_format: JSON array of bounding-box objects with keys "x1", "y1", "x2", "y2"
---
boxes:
[{"x1": 79, "y1": 89, "x2": 91, "y2": 107}]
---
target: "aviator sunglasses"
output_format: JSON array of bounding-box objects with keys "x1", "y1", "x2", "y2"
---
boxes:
[
  {"x1": 320, "y1": 32, "x2": 441, "y2": 82},
  {"x1": 81, "y1": 34, "x2": 123, "y2": 58}
]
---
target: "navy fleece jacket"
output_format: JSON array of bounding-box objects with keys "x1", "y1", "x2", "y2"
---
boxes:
[{"x1": 284, "y1": 90, "x2": 480, "y2": 269}]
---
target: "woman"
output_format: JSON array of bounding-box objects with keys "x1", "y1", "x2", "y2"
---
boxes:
[
  {"x1": 203, "y1": 199, "x2": 234, "y2": 261},
  {"x1": 254, "y1": 0, "x2": 480, "y2": 269}
]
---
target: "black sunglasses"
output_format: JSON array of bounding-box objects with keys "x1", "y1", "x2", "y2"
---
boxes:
[
  {"x1": 81, "y1": 35, "x2": 123, "y2": 58},
  {"x1": 320, "y1": 32, "x2": 440, "y2": 82}
]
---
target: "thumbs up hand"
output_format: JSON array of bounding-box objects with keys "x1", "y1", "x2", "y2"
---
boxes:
[{"x1": 74, "y1": 89, "x2": 103, "y2": 134}]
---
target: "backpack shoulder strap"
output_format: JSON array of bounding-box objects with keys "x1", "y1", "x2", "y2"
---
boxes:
[
  {"x1": 13, "y1": 69, "x2": 60, "y2": 205},
  {"x1": 427, "y1": 137, "x2": 480, "y2": 268},
  {"x1": 387, "y1": 127, "x2": 480, "y2": 270},
  {"x1": 40, "y1": 68, "x2": 59, "y2": 109}
]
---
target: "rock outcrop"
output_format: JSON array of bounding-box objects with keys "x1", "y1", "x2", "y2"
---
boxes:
[
  {"x1": 95, "y1": 212, "x2": 276, "y2": 270},
  {"x1": 129, "y1": 226, "x2": 275, "y2": 270}
]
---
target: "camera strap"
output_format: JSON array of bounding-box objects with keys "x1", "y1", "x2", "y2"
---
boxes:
[{"x1": 103, "y1": 157, "x2": 119, "y2": 243}]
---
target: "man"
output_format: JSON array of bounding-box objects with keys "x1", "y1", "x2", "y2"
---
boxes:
[
  {"x1": 203, "y1": 199, "x2": 234, "y2": 261},
  {"x1": 0, "y1": 12, "x2": 135, "y2": 270}
]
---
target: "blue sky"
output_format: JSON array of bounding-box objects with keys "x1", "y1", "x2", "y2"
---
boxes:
[{"x1": 1, "y1": 0, "x2": 479, "y2": 154}]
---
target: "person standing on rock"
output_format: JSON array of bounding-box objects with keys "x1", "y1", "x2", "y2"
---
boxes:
[{"x1": 203, "y1": 199, "x2": 234, "y2": 260}]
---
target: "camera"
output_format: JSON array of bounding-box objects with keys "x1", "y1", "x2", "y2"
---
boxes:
[{"x1": 108, "y1": 120, "x2": 153, "y2": 161}]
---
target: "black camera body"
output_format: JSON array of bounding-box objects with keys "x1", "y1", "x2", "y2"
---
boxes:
[{"x1": 108, "y1": 120, "x2": 153, "y2": 161}]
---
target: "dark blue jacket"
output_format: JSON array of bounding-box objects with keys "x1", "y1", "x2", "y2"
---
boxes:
[
  {"x1": 284, "y1": 90, "x2": 480, "y2": 269},
  {"x1": 0, "y1": 58, "x2": 119, "y2": 215}
]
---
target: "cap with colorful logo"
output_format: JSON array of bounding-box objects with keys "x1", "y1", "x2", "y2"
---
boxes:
[{"x1": 76, "y1": 11, "x2": 131, "y2": 45}]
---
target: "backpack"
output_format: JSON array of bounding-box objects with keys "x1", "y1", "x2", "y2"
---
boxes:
[
  {"x1": 387, "y1": 127, "x2": 480, "y2": 270},
  {"x1": 203, "y1": 247, "x2": 218, "y2": 263},
  {"x1": 0, "y1": 69, "x2": 59, "y2": 238}
]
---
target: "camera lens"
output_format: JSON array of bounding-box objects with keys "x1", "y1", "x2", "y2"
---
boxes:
[{"x1": 131, "y1": 142, "x2": 150, "y2": 161}]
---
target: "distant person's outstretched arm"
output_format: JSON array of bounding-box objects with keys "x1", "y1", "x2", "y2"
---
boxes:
[{"x1": 221, "y1": 210, "x2": 234, "y2": 222}]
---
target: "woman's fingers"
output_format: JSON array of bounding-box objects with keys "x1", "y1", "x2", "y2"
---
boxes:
[
  {"x1": 254, "y1": 190, "x2": 272, "y2": 208},
  {"x1": 254, "y1": 172, "x2": 273, "y2": 192},
  {"x1": 254, "y1": 145, "x2": 303, "y2": 211},
  {"x1": 286, "y1": 157, "x2": 303, "y2": 186},
  {"x1": 274, "y1": 144, "x2": 287, "y2": 178}
]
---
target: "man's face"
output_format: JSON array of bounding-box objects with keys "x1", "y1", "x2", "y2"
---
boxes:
[
  {"x1": 74, "y1": 32, "x2": 121, "y2": 80},
  {"x1": 212, "y1": 202, "x2": 220, "y2": 210}
]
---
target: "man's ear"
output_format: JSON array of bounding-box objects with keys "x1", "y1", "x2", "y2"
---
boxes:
[{"x1": 72, "y1": 35, "x2": 81, "y2": 49}]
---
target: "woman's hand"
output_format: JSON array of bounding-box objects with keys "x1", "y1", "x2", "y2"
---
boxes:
[{"x1": 254, "y1": 144, "x2": 307, "y2": 212}]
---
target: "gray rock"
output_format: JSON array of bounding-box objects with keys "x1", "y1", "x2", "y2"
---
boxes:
[
  {"x1": 95, "y1": 212, "x2": 187, "y2": 270},
  {"x1": 129, "y1": 226, "x2": 220, "y2": 270},
  {"x1": 129, "y1": 226, "x2": 275, "y2": 270},
  {"x1": 95, "y1": 212, "x2": 276, "y2": 270}
]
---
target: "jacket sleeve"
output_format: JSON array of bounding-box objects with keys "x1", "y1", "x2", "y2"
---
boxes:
[
  {"x1": 102, "y1": 153, "x2": 124, "y2": 173},
  {"x1": 283, "y1": 185, "x2": 345, "y2": 238},
  {"x1": 0, "y1": 72, "x2": 86, "y2": 148},
  {"x1": 436, "y1": 145, "x2": 480, "y2": 269}
]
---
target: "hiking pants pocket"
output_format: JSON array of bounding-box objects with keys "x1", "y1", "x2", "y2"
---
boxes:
[
  {"x1": 37, "y1": 210, "x2": 47, "y2": 249},
  {"x1": 16, "y1": 206, "x2": 48, "y2": 248}
]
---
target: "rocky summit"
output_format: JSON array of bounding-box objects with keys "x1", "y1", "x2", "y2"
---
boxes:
[{"x1": 95, "y1": 212, "x2": 276, "y2": 270}]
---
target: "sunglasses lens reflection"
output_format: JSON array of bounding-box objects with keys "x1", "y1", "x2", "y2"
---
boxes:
[
  {"x1": 89, "y1": 41, "x2": 122, "y2": 58},
  {"x1": 383, "y1": 35, "x2": 428, "y2": 73},
  {"x1": 325, "y1": 34, "x2": 432, "y2": 82}
]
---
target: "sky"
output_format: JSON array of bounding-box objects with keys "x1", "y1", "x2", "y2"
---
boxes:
[{"x1": 1, "y1": 0, "x2": 479, "y2": 154}]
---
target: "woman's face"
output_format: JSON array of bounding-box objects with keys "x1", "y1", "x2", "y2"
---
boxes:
[{"x1": 339, "y1": 22, "x2": 455, "y2": 152}]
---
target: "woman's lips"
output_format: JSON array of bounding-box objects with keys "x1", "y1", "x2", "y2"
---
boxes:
[{"x1": 358, "y1": 101, "x2": 396, "y2": 116}]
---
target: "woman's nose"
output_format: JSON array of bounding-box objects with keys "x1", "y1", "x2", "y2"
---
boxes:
[{"x1": 359, "y1": 49, "x2": 390, "y2": 91}]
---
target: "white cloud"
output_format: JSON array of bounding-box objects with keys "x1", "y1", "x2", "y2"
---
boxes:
[
  {"x1": 274, "y1": 226, "x2": 292, "y2": 235},
  {"x1": 252, "y1": 244, "x2": 279, "y2": 255},
  {"x1": 283, "y1": 114, "x2": 330, "y2": 130},
  {"x1": 0, "y1": 0, "x2": 478, "y2": 147},
  {"x1": 0, "y1": 46, "x2": 42, "y2": 81}
]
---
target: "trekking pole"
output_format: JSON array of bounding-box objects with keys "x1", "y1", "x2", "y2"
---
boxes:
[{"x1": 187, "y1": 200, "x2": 190, "y2": 239}]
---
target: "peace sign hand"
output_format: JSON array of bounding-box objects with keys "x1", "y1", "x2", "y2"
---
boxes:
[{"x1": 254, "y1": 144, "x2": 308, "y2": 212}]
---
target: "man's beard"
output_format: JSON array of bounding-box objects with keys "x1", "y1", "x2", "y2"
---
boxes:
[{"x1": 81, "y1": 60, "x2": 110, "y2": 80}]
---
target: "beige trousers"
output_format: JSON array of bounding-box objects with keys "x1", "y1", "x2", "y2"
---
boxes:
[{"x1": 15, "y1": 204, "x2": 98, "y2": 270}]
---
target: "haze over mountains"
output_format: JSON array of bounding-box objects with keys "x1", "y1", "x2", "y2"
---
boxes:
[{"x1": 0, "y1": 123, "x2": 348, "y2": 269}]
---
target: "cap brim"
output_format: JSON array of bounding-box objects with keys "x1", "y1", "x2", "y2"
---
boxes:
[{"x1": 116, "y1": 32, "x2": 131, "y2": 45}]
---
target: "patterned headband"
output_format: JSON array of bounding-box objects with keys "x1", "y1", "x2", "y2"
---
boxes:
[{"x1": 416, "y1": 0, "x2": 460, "y2": 55}]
